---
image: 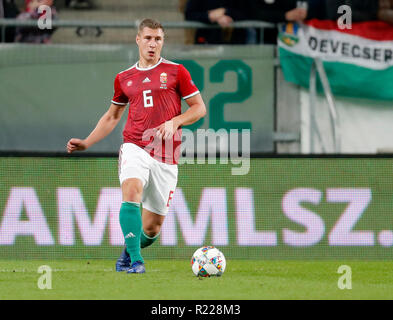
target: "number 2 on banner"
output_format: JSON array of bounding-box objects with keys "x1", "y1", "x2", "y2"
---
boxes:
[{"x1": 143, "y1": 90, "x2": 153, "y2": 108}]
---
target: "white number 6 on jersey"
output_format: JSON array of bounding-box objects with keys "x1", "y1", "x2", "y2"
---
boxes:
[{"x1": 143, "y1": 90, "x2": 153, "y2": 108}]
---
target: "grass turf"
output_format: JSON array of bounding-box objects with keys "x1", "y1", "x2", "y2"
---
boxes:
[{"x1": 0, "y1": 260, "x2": 392, "y2": 300}]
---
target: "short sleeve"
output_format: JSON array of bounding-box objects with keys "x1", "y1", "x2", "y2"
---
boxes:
[
  {"x1": 177, "y1": 64, "x2": 200, "y2": 100},
  {"x1": 111, "y1": 74, "x2": 128, "y2": 106}
]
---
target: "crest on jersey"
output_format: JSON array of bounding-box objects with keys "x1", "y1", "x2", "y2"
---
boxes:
[
  {"x1": 160, "y1": 72, "x2": 168, "y2": 89},
  {"x1": 160, "y1": 72, "x2": 167, "y2": 84},
  {"x1": 127, "y1": 80, "x2": 133, "y2": 87}
]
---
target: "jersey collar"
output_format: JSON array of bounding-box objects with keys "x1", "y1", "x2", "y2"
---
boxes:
[{"x1": 136, "y1": 57, "x2": 163, "y2": 71}]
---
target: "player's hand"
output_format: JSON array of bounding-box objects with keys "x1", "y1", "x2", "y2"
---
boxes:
[
  {"x1": 155, "y1": 120, "x2": 179, "y2": 140},
  {"x1": 67, "y1": 138, "x2": 88, "y2": 153}
]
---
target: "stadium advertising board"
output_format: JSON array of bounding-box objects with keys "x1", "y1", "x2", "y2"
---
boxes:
[{"x1": 1, "y1": 157, "x2": 392, "y2": 260}]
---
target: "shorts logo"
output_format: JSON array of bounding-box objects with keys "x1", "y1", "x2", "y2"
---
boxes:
[
  {"x1": 160, "y1": 72, "x2": 168, "y2": 89},
  {"x1": 167, "y1": 190, "x2": 174, "y2": 207}
]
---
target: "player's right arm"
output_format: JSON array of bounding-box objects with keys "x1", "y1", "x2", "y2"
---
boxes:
[{"x1": 66, "y1": 103, "x2": 126, "y2": 153}]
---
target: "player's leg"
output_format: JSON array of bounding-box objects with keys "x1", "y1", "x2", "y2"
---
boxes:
[
  {"x1": 140, "y1": 208, "x2": 166, "y2": 248},
  {"x1": 117, "y1": 207, "x2": 163, "y2": 263},
  {"x1": 120, "y1": 178, "x2": 144, "y2": 266},
  {"x1": 139, "y1": 159, "x2": 178, "y2": 249},
  {"x1": 116, "y1": 143, "x2": 150, "y2": 273}
]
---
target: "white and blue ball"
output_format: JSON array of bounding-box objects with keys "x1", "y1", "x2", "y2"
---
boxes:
[{"x1": 191, "y1": 246, "x2": 226, "y2": 277}]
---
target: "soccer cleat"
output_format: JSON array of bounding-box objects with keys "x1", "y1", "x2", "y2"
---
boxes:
[
  {"x1": 127, "y1": 261, "x2": 146, "y2": 274},
  {"x1": 115, "y1": 246, "x2": 131, "y2": 272}
]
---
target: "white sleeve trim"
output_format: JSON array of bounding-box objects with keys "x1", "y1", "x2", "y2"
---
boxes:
[
  {"x1": 182, "y1": 91, "x2": 200, "y2": 100},
  {"x1": 111, "y1": 100, "x2": 127, "y2": 106}
]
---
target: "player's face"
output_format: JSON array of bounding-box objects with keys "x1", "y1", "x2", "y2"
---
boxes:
[{"x1": 136, "y1": 27, "x2": 164, "y2": 65}]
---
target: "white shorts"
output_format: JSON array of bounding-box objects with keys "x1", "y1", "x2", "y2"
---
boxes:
[{"x1": 118, "y1": 143, "x2": 178, "y2": 215}]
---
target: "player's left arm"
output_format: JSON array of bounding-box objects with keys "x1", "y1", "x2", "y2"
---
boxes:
[
  {"x1": 174, "y1": 94, "x2": 206, "y2": 126},
  {"x1": 156, "y1": 93, "x2": 206, "y2": 140}
]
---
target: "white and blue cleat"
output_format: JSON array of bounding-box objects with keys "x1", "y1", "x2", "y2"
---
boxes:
[{"x1": 127, "y1": 261, "x2": 146, "y2": 274}]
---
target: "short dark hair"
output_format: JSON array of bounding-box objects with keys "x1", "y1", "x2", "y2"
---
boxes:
[{"x1": 138, "y1": 18, "x2": 165, "y2": 34}]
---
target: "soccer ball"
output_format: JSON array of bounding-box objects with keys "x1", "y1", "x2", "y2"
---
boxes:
[{"x1": 191, "y1": 246, "x2": 226, "y2": 277}]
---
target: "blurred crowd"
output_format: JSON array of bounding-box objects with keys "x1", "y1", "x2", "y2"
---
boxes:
[
  {"x1": 0, "y1": 0, "x2": 57, "y2": 43},
  {"x1": 1, "y1": 0, "x2": 392, "y2": 44},
  {"x1": 183, "y1": 0, "x2": 393, "y2": 44}
]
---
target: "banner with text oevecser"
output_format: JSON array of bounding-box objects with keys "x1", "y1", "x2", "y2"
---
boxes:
[
  {"x1": 1, "y1": 157, "x2": 393, "y2": 260},
  {"x1": 279, "y1": 20, "x2": 393, "y2": 100}
]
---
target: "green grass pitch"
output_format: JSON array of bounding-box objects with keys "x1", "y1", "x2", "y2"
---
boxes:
[{"x1": 0, "y1": 260, "x2": 392, "y2": 300}]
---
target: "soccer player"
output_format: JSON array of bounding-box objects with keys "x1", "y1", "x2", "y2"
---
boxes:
[{"x1": 66, "y1": 18, "x2": 206, "y2": 273}]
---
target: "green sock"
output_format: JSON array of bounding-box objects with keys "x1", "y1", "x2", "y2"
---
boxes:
[
  {"x1": 140, "y1": 230, "x2": 160, "y2": 249},
  {"x1": 119, "y1": 202, "x2": 144, "y2": 263}
]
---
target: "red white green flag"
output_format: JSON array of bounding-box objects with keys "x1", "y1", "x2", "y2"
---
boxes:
[{"x1": 278, "y1": 20, "x2": 393, "y2": 100}]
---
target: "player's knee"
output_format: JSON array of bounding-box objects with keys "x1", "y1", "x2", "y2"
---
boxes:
[
  {"x1": 124, "y1": 188, "x2": 142, "y2": 202},
  {"x1": 122, "y1": 179, "x2": 143, "y2": 202},
  {"x1": 143, "y1": 224, "x2": 161, "y2": 238}
]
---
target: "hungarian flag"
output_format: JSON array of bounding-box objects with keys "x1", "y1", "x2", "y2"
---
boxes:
[{"x1": 278, "y1": 20, "x2": 393, "y2": 100}]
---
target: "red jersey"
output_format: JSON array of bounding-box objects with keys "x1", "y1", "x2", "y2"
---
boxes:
[{"x1": 111, "y1": 58, "x2": 199, "y2": 164}]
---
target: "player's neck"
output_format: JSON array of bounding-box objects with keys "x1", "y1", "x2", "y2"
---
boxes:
[{"x1": 138, "y1": 57, "x2": 161, "y2": 69}]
